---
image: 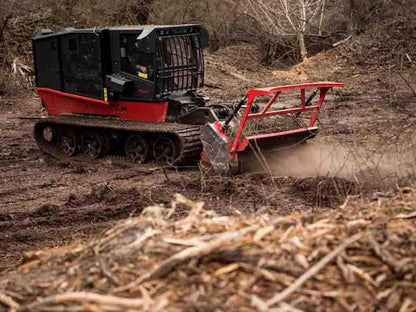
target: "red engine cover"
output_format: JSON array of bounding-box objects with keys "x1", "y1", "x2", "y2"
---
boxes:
[{"x1": 37, "y1": 87, "x2": 168, "y2": 122}]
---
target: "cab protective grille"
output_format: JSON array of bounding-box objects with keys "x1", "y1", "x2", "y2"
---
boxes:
[{"x1": 156, "y1": 32, "x2": 204, "y2": 96}]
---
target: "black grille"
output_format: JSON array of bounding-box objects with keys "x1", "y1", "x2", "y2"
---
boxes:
[{"x1": 156, "y1": 32, "x2": 204, "y2": 96}]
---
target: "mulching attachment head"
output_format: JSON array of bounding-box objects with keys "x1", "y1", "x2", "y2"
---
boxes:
[{"x1": 201, "y1": 81, "x2": 344, "y2": 174}]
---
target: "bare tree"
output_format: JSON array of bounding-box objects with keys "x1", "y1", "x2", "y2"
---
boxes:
[
  {"x1": 0, "y1": 0, "x2": 15, "y2": 40},
  {"x1": 243, "y1": 0, "x2": 326, "y2": 61},
  {"x1": 64, "y1": 0, "x2": 80, "y2": 16}
]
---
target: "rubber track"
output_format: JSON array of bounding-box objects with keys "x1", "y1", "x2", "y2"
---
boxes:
[{"x1": 34, "y1": 115, "x2": 203, "y2": 165}]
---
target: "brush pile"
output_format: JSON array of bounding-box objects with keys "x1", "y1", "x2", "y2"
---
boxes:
[
  {"x1": 339, "y1": 19, "x2": 416, "y2": 67},
  {"x1": 1, "y1": 190, "x2": 416, "y2": 311}
]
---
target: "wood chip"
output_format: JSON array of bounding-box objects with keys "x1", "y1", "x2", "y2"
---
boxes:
[{"x1": 214, "y1": 263, "x2": 240, "y2": 276}]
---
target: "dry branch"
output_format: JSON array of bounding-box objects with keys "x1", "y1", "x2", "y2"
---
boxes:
[
  {"x1": 264, "y1": 232, "x2": 363, "y2": 308},
  {"x1": 398, "y1": 73, "x2": 416, "y2": 98},
  {"x1": 27, "y1": 292, "x2": 145, "y2": 310},
  {"x1": 368, "y1": 233, "x2": 408, "y2": 275},
  {"x1": 0, "y1": 292, "x2": 19, "y2": 311},
  {"x1": 333, "y1": 35, "x2": 353, "y2": 47},
  {"x1": 99, "y1": 259, "x2": 120, "y2": 286},
  {"x1": 395, "y1": 211, "x2": 416, "y2": 219}
]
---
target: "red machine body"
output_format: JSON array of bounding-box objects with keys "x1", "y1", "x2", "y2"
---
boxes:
[{"x1": 37, "y1": 87, "x2": 168, "y2": 123}]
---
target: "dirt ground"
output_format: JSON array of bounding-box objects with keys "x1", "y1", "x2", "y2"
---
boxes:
[{"x1": 0, "y1": 44, "x2": 415, "y2": 278}]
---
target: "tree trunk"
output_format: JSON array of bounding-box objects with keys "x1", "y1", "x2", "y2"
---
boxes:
[
  {"x1": 298, "y1": 0, "x2": 308, "y2": 60},
  {"x1": 135, "y1": 0, "x2": 154, "y2": 24},
  {"x1": 298, "y1": 32, "x2": 307, "y2": 61}
]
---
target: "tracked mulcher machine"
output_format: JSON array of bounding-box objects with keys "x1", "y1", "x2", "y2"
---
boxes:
[{"x1": 32, "y1": 25, "x2": 343, "y2": 174}]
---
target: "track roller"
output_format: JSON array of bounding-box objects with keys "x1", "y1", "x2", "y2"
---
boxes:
[
  {"x1": 57, "y1": 128, "x2": 78, "y2": 156},
  {"x1": 81, "y1": 130, "x2": 109, "y2": 159},
  {"x1": 125, "y1": 134, "x2": 151, "y2": 164},
  {"x1": 153, "y1": 135, "x2": 179, "y2": 164}
]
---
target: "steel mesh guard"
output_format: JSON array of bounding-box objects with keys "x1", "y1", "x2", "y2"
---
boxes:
[{"x1": 156, "y1": 32, "x2": 204, "y2": 96}]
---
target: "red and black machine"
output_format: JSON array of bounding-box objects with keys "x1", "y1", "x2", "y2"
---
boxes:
[{"x1": 32, "y1": 25, "x2": 343, "y2": 174}]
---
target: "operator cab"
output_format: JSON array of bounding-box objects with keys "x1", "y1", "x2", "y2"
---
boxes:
[
  {"x1": 108, "y1": 25, "x2": 209, "y2": 102},
  {"x1": 119, "y1": 35, "x2": 153, "y2": 79},
  {"x1": 33, "y1": 25, "x2": 209, "y2": 102}
]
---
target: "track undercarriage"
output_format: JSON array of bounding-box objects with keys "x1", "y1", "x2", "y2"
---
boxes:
[{"x1": 34, "y1": 115, "x2": 202, "y2": 165}]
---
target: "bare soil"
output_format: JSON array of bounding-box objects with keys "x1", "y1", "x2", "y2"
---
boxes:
[{"x1": 0, "y1": 46, "x2": 415, "y2": 279}]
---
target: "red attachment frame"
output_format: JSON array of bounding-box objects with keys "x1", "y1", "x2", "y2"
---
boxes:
[{"x1": 231, "y1": 82, "x2": 344, "y2": 153}]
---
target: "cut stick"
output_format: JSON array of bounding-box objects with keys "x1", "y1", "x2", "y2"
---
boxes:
[
  {"x1": 0, "y1": 292, "x2": 19, "y2": 311},
  {"x1": 333, "y1": 35, "x2": 352, "y2": 47},
  {"x1": 27, "y1": 292, "x2": 144, "y2": 310},
  {"x1": 398, "y1": 73, "x2": 416, "y2": 98},
  {"x1": 266, "y1": 232, "x2": 363, "y2": 308},
  {"x1": 368, "y1": 233, "x2": 407, "y2": 275},
  {"x1": 395, "y1": 211, "x2": 416, "y2": 219},
  {"x1": 99, "y1": 259, "x2": 121, "y2": 286}
]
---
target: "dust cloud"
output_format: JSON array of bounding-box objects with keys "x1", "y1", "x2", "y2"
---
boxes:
[{"x1": 252, "y1": 142, "x2": 416, "y2": 183}]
